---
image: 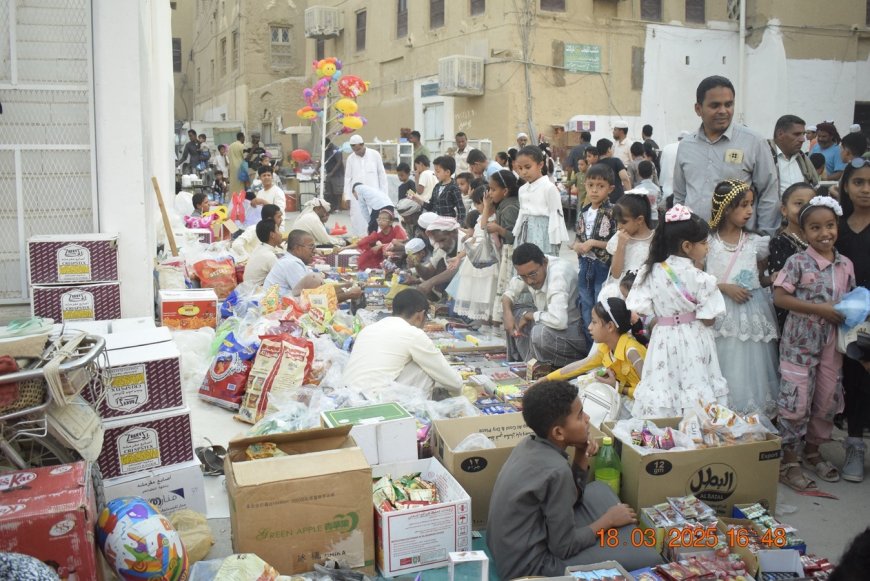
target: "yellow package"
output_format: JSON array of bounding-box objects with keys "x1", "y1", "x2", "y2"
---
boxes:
[{"x1": 302, "y1": 283, "x2": 338, "y2": 313}]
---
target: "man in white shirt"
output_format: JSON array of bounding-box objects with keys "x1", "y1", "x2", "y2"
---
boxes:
[
  {"x1": 501, "y1": 243, "x2": 587, "y2": 366},
  {"x1": 291, "y1": 198, "x2": 346, "y2": 247},
  {"x1": 771, "y1": 114, "x2": 819, "y2": 195},
  {"x1": 251, "y1": 166, "x2": 285, "y2": 208},
  {"x1": 453, "y1": 131, "x2": 471, "y2": 173},
  {"x1": 612, "y1": 122, "x2": 632, "y2": 165},
  {"x1": 353, "y1": 183, "x2": 395, "y2": 234},
  {"x1": 413, "y1": 156, "x2": 439, "y2": 202},
  {"x1": 264, "y1": 230, "x2": 363, "y2": 300},
  {"x1": 343, "y1": 134, "x2": 388, "y2": 237},
  {"x1": 243, "y1": 219, "x2": 284, "y2": 287},
  {"x1": 231, "y1": 204, "x2": 283, "y2": 261},
  {"x1": 343, "y1": 288, "x2": 462, "y2": 397}
]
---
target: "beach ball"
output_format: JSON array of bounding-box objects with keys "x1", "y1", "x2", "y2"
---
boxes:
[
  {"x1": 334, "y1": 98, "x2": 358, "y2": 115},
  {"x1": 97, "y1": 497, "x2": 189, "y2": 581}
]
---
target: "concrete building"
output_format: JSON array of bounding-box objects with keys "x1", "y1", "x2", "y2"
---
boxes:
[
  {"x1": 0, "y1": 0, "x2": 174, "y2": 319},
  {"x1": 172, "y1": 0, "x2": 195, "y2": 125},
  {"x1": 291, "y1": 0, "x2": 870, "y2": 153}
]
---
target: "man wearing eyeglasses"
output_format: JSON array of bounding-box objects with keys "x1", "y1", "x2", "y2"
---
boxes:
[
  {"x1": 501, "y1": 243, "x2": 587, "y2": 366},
  {"x1": 264, "y1": 229, "x2": 362, "y2": 301}
]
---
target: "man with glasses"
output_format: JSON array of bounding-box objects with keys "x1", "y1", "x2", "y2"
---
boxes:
[
  {"x1": 343, "y1": 288, "x2": 462, "y2": 397},
  {"x1": 501, "y1": 243, "x2": 587, "y2": 366},
  {"x1": 264, "y1": 230, "x2": 362, "y2": 301}
]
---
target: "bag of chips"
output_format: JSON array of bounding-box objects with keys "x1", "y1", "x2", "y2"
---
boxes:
[
  {"x1": 199, "y1": 332, "x2": 257, "y2": 410},
  {"x1": 192, "y1": 257, "x2": 237, "y2": 299}
]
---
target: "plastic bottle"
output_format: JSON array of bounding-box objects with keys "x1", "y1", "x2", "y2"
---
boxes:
[
  {"x1": 594, "y1": 436, "x2": 622, "y2": 497},
  {"x1": 554, "y1": 157, "x2": 563, "y2": 182}
]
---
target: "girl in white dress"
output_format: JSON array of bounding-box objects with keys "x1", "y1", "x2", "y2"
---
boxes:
[
  {"x1": 626, "y1": 204, "x2": 729, "y2": 418},
  {"x1": 450, "y1": 187, "x2": 500, "y2": 320},
  {"x1": 512, "y1": 145, "x2": 570, "y2": 255},
  {"x1": 598, "y1": 191, "x2": 655, "y2": 302},
  {"x1": 706, "y1": 180, "x2": 779, "y2": 416}
]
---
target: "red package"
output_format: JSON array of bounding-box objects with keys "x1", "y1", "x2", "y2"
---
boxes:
[
  {"x1": 199, "y1": 351, "x2": 252, "y2": 410},
  {"x1": 193, "y1": 257, "x2": 237, "y2": 299}
]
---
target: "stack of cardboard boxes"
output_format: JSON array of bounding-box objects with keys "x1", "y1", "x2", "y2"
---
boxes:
[{"x1": 28, "y1": 234, "x2": 121, "y2": 322}]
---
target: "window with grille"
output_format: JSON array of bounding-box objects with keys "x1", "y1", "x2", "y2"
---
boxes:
[
  {"x1": 540, "y1": 0, "x2": 565, "y2": 11},
  {"x1": 397, "y1": 0, "x2": 408, "y2": 37},
  {"x1": 471, "y1": 0, "x2": 485, "y2": 15},
  {"x1": 172, "y1": 38, "x2": 182, "y2": 73},
  {"x1": 220, "y1": 37, "x2": 227, "y2": 76},
  {"x1": 315, "y1": 38, "x2": 325, "y2": 61},
  {"x1": 430, "y1": 0, "x2": 445, "y2": 29},
  {"x1": 232, "y1": 29, "x2": 239, "y2": 70},
  {"x1": 641, "y1": 0, "x2": 662, "y2": 21},
  {"x1": 356, "y1": 11, "x2": 366, "y2": 51},
  {"x1": 686, "y1": 0, "x2": 705, "y2": 23},
  {"x1": 270, "y1": 26, "x2": 292, "y2": 69}
]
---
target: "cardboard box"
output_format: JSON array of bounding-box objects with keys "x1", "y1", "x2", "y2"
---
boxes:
[
  {"x1": 373, "y1": 458, "x2": 472, "y2": 577},
  {"x1": 102, "y1": 460, "x2": 206, "y2": 516},
  {"x1": 224, "y1": 426, "x2": 374, "y2": 575},
  {"x1": 321, "y1": 402, "x2": 417, "y2": 466},
  {"x1": 51, "y1": 320, "x2": 111, "y2": 336},
  {"x1": 32, "y1": 282, "x2": 121, "y2": 322},
  {"x1": 110, "y1": 317, "x2": 157, "y2": 334},
  {"x1": 602, "y1": 418, "x2": 782, "y2": 517},
  {"x1": 430, "y1": 414, "x2": 532, "y2": 530},
  {"x1": 0, "y1": 462, "x2": 99, "y2": 579},
  {"x1": 565, "y1": 561, "x2": 634, "y2": 579},
  {"x1": 105, "y1": 326, "x2": 172, "y2": 350},
  {"x1": 86, "y1": 340, "x2": 184, "y2": 420},
  {"x1": 757, "y1": 549, "x2": 804, "y2": 579},
  {"x1": 97, "y1": 407, "x2": 194, "y2": 479},
  {"x1": 158, "y1": 288, "x2": 218, "y2": 330},
  {"x1": 28, "y1": 233, "x2": 119, "y2": 285}
]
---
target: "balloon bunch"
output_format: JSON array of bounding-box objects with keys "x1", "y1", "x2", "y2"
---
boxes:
[{"x1": 295, "y1": 57, "x2": 372, "y2": 136}]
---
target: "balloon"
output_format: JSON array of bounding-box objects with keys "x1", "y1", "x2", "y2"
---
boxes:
[
  {"x1": 203, "y1": 205, "x2": 229, "y2": 222},
  {"x1": 313, "y1": 57, "x2": 341, "y2": 78},
  {"x1": 296, "y1": 106, "x2": 317, "y2": 120},
  {"x1": 184, "y1": 214, "x2": 217, "y2": 228},
  {"x1": 338, "y1": 75, "x2": 369, "y2": 98},
  {"x1": 334, "y1": 98, "x2": 358, "y2": 115},
  {"x1": 291, "y1": 148, "x2": 312, "y2": 163},
  {"x1": 303, "y1": 88, "x2": 315, "y2": 105},
  {"x1": 340, "y1": 141, "x2": 353, "y2": 153},
  {"x1": 332, "y1": 69, "x2": 342, "y2": 81},
  {"x1": 313, "y1": 77, "x2": 330, "y2": 98},
  {"x1": 342, "y1": 115, "x2": 364, "y2": 130}
]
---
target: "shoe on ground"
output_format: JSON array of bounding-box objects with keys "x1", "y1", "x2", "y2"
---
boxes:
[{"x1": 842, "y1": 437, "x2": 865, "y2": 483}]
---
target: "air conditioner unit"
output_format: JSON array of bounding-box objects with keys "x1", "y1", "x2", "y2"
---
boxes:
[
  {"x1": 304, "y1": 6, "x2": 343, "y2": 38},
  {"x1": 438, "y1": 55, "x2": 485, "y2": 97}
]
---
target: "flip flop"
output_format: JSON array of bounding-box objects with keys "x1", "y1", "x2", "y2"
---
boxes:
[{"x1": 195, "y1": 441, "x2": 226, "y2": 476}]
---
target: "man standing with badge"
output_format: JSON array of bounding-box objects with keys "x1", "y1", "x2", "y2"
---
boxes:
[{"x1": 673, "y1": 75, "x2": 779, "y2": 234}]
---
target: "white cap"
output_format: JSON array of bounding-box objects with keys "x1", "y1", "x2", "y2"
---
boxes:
[
  {"x1": 517, "y1": 132, "x2": 529, "y2": 140},
  {"x1": 348, "y1": 134, "x2": 364, "y2": 145},
  {"x1": 678, "y1": 130, "x2": 691, "y2": 140},
  {"x1": 613, "y1": 121, "x2": 629, "y2": 130},
  {"x1": 405, "y1": 238, "x2": 426, "y2": 254},
  {"x1": 417, "y1": 212, "x2": 439, "y2": 230},
  {"x1": 849, "y1": 124, "x2": 862, "y2": 133},
  {"x1": 806, "y1": 125, "x2": 817, "y2": 132}
]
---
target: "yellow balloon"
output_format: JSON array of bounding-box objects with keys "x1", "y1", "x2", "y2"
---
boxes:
[
  {"x1": 203, "y1": 205, "x2": 228, "y2": 222},
  {"x1": 334, "y1": 98, "x2": 358, "y2": 115},
  {"x1": 342, "y1": 115, "x2": 364, "y2": 130}
]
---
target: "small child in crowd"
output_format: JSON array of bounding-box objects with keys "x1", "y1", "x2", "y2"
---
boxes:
[
  {"x1": 810, "y1": 153, "x2": 827, "y2": 180},
  {"x1": 190, "y1": 192, "x2": 209, "y2": 218},
  {"x1": 483, "y1": 170, "x2": 521, "y2": 323},
  {"x1": 626, "y1": 205, "x2": 729, "y2": 418},
  {"x1": 633, "y1": 161, "x2": 663, "y2": 227},
  {"x1": 598, "y1": 191, "x2": 654, "y2": 302},
  {"x1": 415, "y1": 156, "x2": 466, "y2": 222},
  {"x1": 706, "y1": 180, "x2": 779, "y2": 416},
  {"x1": 570, "y1": 158, "x2": 589, "y2": 209},
  {"x1": 396, "y1": 162, "x2": 416, "y2": 199},
  {"x1": 455, "y1": 171, "x2": 475, "y2": 212},
  {"x1": 768, "y1": 182, "x2": 815, "y2": 329},
  {"x1": 412, "y1": 155, "x2": 438, "y2": 202},
  {"x1": 573, "y1": 163, "x2": 617, "y2": 346},
  {"x1": 513, "y1": 145, "x2": 570, "y2": 255},
  {"x1": 450, "y1": 186, "x2": 499, "y2": 321},
  {"x1": 346, "y1": 208, "x2": 408, "y2": 271},
  {"x1": 774, "y1": 195, "x2": 854, "y2": 491},
  {"x1": 495, "y1": 151, "x2": 511, "y2": 168}
]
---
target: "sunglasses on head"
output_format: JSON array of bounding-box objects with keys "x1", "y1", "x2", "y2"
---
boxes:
[{"x1": 849, "y1": 158, "x2": 870, "y2": 169}]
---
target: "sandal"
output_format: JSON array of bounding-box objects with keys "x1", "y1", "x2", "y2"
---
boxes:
[
  {"x1": 195, "y1": 440, "x2": 226, "y2": 476},
  {"x1": 779, "y1": 462, "x2": 817, "y2": 491},
  {"x1": 803, "y1": 452, "x2": 840, "y2": 482}
]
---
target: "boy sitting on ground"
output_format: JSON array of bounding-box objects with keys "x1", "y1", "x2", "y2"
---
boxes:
[{"x1": 487, "y1": 380, "x2": 661, "y2": 579}]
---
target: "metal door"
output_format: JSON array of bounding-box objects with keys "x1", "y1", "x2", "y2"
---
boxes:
[
  {"x1": 423, "y1": 102, "x2": 444, "y2": 156},
  {"x1": 0, "y1": 0, "x2": 98, "y2": 303}
]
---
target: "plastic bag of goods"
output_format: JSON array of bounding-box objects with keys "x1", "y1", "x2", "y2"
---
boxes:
[
  {"x1": 199, "y1": 332, "x2": 258, "y2": 410},
  {"x1": 191, "y1": 255, "x2": 237, "y2": 299},
  {"x1": 172, "y1": 327, "x2": 216, "y2": 395}
]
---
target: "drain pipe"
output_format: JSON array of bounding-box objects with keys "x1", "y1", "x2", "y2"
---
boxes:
[{"x1": 737, "y1": 0, "x2": 746, "y2": 123}]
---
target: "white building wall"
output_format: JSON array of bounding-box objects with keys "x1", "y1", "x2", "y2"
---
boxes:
[
  {"x1": 93, "y1": 0, "x2": 173, "y2": 318},
  {"x1": 193, "y1": 85, "x2": 248, "y2": 123}
]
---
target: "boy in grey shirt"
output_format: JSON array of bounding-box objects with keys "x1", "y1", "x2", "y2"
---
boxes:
[{"x1": 486, "y1": 381, "x2": 661, "y2": 578}]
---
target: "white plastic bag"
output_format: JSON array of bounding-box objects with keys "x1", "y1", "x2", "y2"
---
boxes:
[
  {"x1": 172, "y1": 328, "x2": 216, "y2": 395},
  {"x1": 425, "y1": 396, "x2": 481, "y2": 420},
  {"x1": 454, "y1": 433, "x2": 496, "y2": 452}
]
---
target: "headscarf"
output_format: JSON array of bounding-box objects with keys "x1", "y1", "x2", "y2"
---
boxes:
[
  {"x1": 426, "y1": 216, "x2": 460, "y2": 232},
  {"x1": 396, "y1": 198, "x2": 422, "y2": 217},
  {"x1": 302, "y1": 197, "x2": 331, "y2": 213}
]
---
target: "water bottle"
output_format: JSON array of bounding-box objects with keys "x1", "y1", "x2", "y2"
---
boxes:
[
  {"x1": 594, "y1": 436, "x2": 622, "y2": 497},
  {"x1": 554, "y1": 157, "x2": 563, "y2": 182}
]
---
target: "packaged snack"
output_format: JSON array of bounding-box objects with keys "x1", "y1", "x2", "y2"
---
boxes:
[
  {"x1": 192, "y1": 257, "x2": 237, "y2": 299},
  {"x1": 199, "y1": 332, "x2": 257, "y2": 410},
  {"x1": 245, "y1": 442, "x2": 288, "y2": 460}
]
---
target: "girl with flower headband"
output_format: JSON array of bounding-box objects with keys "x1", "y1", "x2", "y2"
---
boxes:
[
  {"x1": 625, "y1": 204, "x2": 729, "y2": 418},
  {"x1": 705, "y1": 179, "x2": 779, "y2": 417},
  {"x1": 773, "y1": 195, "x2": 855, "y2": 490}
]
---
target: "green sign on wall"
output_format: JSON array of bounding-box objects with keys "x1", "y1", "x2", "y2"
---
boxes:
[{"x1": 564, "y1": 43, "x2": 601, "y2": 73}]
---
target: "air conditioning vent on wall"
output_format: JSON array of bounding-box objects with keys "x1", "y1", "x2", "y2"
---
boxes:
[
  {"x1": 304, "y1": 6, "x2": 343, "y2": 38},
  {"x1": 438, "y1": 55, "x2": 485, "y2": 97}
]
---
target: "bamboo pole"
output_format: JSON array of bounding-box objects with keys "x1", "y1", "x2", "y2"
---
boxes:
[{"x1": 151, "y1": 176, "x2": 178, "y2": 257}]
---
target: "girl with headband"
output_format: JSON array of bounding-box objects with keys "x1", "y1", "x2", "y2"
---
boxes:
[
  {"x1": 705, "y1": 179, "x2": 780, "y2": 417},
  {"x1": 625, "y1": 204, "x2": 729, "y2": 418}
]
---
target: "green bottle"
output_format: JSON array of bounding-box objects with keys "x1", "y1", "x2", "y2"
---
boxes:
[{"x1": 594, "y1": 436, "x2": 622, "y2": 497}]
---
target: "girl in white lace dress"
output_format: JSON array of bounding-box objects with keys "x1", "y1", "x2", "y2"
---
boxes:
[
  {"x1": 450, "y1": 186, "x2": 500, "y2": 320},
  {"x1": 706, "y1": 180, "x2": 779, "y2": 416},
  {"x1": 626, "y1": 205, "x2": 729, "y2": 418},
  {"x1": 598, "y1": 191, "x2": 655, "y2": 302}
]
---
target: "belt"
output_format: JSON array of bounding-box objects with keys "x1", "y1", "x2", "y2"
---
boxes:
[{"x1": 656, "y1": 311, "x2": 697, "y2": 326}]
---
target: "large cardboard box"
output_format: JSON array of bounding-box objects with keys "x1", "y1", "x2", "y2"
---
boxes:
[
  {"x1": 373, "y1": 458, "x2": 472, "y2": 577},
  {"x1": 32, "y1": 282, "x2": 121, "y2": 322},
  {"x1": 28, "y1": 233, "x2": 119, "y2": 285},
  {"x1": 321, "y1": 402, "x2": 417, "y2": 466},
  {"x1": 102, "y1": 460, "x2": 206, "y2": 516},
  {"x1": 429, "y1": 413, "x2": 532, "y2": 530},
  {"x1": 602, "y1": 418, "x2": 781, "y2": 516},
  {"x1": 97, "y1": 407, "x2": 195, "y2": 479},
  {"x1": 224, "y1": 426, "x2": 374, "y2": 575},
  {"x1": 0, "y1": 462, "x2": 99, "y2": 579},
  {"x1": 158, "y1": 288, "x2": 218, "y2": 330}
]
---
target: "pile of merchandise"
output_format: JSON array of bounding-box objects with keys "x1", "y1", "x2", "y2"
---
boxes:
[{"x1": 372, "y1": 473, "x2": 439, "y2": 512}]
